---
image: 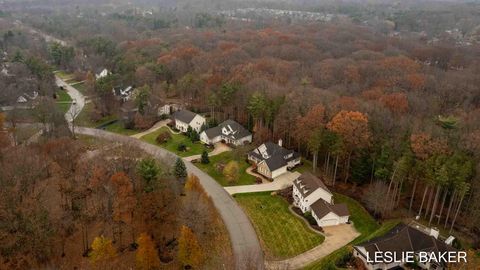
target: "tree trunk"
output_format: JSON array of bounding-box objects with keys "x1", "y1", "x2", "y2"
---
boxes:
[
  {"x1": 344, "y1": 152, "x2": 352, "y2": 183},
  {"x1": 444, "y1": 190, "x2": 457, "y2": 228},
  {"x1": 437, "y1": 189, "x2": 448, "y2": 225},
  {"x1": 312, "y1": 151, "x2": 318, "y2": 173},
  {"x1": 333, "y1": 155, "x2": 339, "y2": 187},
  {"x1": 418, "y1": 185, "x2": 429, "y2": 217},
  {"x1": 370, "y1": 158, "x2": 375, "y2": 184},
  {"x1": 396, "y1": 178, "x2": 404, "y2": 207},
  {"x1": 429, "y1": 186, "x2": 441, "y2": 226},
  {"x1": 450, "y1": 192, "x2": 465, "y2": 233},
  {"x1": 425, "y1": 187, "x2": 434, "y2": 218},
  {"x1": 409, "y1": 178, "x2": 418, "y2": 215},
  {"x1": 384, "y1": 166, "x2": 398, "y2": 213}
]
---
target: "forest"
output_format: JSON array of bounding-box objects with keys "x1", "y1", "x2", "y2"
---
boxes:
[{"x1": 0, "y1": 0, "x2": 479, "y2": 267}]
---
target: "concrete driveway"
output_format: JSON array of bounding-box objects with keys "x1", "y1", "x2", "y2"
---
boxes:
[
  {"x1": 224, "y1": 171, "x2": 301, "y2": 195},
  {"x1": 266, "y1": 223, "x2": 359, "y2": 269}
]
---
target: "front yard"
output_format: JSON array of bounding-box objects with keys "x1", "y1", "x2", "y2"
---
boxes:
[
  {"x1": 103, "y1": 121, "x2": 139, "y2": 136},
  {"x1": 195, "y1": 151, "x2": 257, "y2": 186},
  {"x1": 140, "y1": 127, "x2": 211, "y2": 157},
  {"x1": 55, "y1": 89, "x2": 72, "y2": 113},
  {"x1": 235, "y1": 192, "x2": 324, "y2": 260}
]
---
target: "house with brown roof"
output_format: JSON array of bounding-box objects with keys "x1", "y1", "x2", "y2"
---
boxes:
[
  {"x1": 353, "y1": 223, "x2": 457, "y2": 270},
  {"x1": 248, "y1": 140, "x2": 301, "y2": 179},
  {"x1": 293, "y1": 173, "x2": 350, "y2": 227}
]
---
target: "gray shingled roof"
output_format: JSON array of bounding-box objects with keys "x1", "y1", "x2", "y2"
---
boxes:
[
  {"x1": 310, "y1": 200, "x2": 349, "y2": 219},
  {"x1": 354, "y1": 223, "x2": 456, "y2": 264},
  {"x1": 249, "y1": 141, "x2": 300, "y2": 171},
  {"x1": 173, "y1": 110, "x2": 198, "y2": 124},
  {"x1": 203, "y1": 119, "x2": 251, "y2": 140},
  {"x1": 293, "y1": 173, "x2": 331, "y2": 198}
]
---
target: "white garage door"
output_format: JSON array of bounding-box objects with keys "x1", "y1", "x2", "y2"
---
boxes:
[{"x1": 320, "y1": 219, "x2": 339, "y2": 226}]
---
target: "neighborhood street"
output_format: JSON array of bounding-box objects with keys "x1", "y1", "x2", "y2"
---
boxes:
[
  {"x1": 75, "y1": 127, "x2": 265, "y2": 270},
  {"x1": 56, "y1": 75, "x2": 85, "y2": 123}
]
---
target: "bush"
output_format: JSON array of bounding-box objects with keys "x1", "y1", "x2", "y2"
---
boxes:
[
  {"x1": 223, "y1": 161, "x2": 240, "y2": 183},
  {"x1": 201, "y1": 150, "x2": 209, "y2": 164},
  {"x1": 177, "y1": 143, "x2": 187, "y2": 152},
  {"x1": 156, "y1": 130, "x2": 172, "y2": 144},
  {"x1": 303, "y1": 211, "x2": 317, "y2": 226}
]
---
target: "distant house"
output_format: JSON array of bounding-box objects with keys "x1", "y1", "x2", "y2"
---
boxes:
[
  {"x1": 16, "y1": 96, "x2": 27, "y2": 103},
  {"x1": 248, "y1": 140, "x2": 301, "y2": 179},
  {"x1": 293, "y1": 173, "x2": 349, "y2": 227},
  {"x1": 112, "y1": 86, "x2": 135, "y2": 102},
  {"x1": 95, "y1": 68, "x2": 110, "y2": 80},
  {"x1": 200, "y1": 119, "x2": 252, "y2": 146},
  {"x1": 158, "y1": 103, "x2": 183, "y2": 116},
  {"x1": 353, "y1": 223, "x2": 456, "y2": 270},
  {"x1": 172, "y1": 110, "x2": 206, "y2": 133}
]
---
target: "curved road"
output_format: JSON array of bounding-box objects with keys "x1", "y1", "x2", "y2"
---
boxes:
[{"x1": 76, "y1": 127, "x2": 264, "y2": 270}]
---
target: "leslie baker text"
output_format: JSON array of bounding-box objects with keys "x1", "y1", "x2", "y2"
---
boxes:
[{"x1": 366, "y1": 251, "x2": 467, "y2": 264}]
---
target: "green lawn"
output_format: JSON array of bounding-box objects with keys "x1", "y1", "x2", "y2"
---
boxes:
[
  {"x1": 76, "y1": 103, "x2": 116, "y2": 128},
  {"x1": 195, "y1": 151, "x2": 256, "y2": 186},
  {"x1": 71, "y1": 82, "x2": 87, "y2": 93},
  {"x1": 140, "y1": 127, "x2": 211, "y2": 157},
  {"x1": 235, "y1": 192, "x2": 324, "y2": 260},
  {"x1": 56, "y1": 90, "x2": 72, "y2": 113},
  {"x1": 303, "y1": 193, "x2": 400, "y2": 270},
  {"x1": 103, "y1": 121, "x2": 139, "y2": 136},
  {"x1": 55, "y1": 70, "x2": 74, "y2": 80}
]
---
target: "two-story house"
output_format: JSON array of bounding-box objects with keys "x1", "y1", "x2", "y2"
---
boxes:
[
  {"x1": 172, "y1": 110, "x2": 206, "y2": 133},
  {"x1": 248, "y1": 140, "x2": 301, "y2": 179},
  {"x1": 200, "y1": 119, "x2": 252, "y2": 146}
]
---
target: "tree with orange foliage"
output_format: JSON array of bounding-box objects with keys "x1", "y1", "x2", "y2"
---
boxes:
[
  {"x1": 136, "y1": 233, "x2": 161, "y2": 270},
  {"x1": 295, "y1": 104, "x2": 326, "y2": 172},
  {"x1": 380, "y1": 92, "x2": 409, "y2": 114},
  {"x1": 327, "y1": 110, "x2": 371, "y2": 182},
  {"x1": 111, "y1": 172, "x2": 136, "y2": 246},
  {"x1": 178, "y1": 225, "x2": 204, "y2": 269}
]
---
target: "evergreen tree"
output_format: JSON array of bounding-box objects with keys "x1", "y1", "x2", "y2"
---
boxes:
[
  {"x1": 201, "y1": 150, "x2": 209, "y2": 164},
  {"x1": 174, "y1": 158, "x2": 187, "y2": 179},
  {"x1": 137, "y1": 158, "x2": 160, "y2": 192}
]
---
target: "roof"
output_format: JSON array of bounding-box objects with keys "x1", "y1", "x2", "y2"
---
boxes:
[
  {"x1": 354, "y1": 223, "x2": 456, "y2": 263},
  {"x1": 173, "y1": 110, "x2": 198, "y2": 124},
  {"x1": 311, "y1": 200, "x2": 349, "y2": 219},
  {"x1": 249, "y1": 141, "x2": 300, "y2": 171},
  {"x1": 204, "y1": 119, "x2": 252, "y2": 141},
  {"x1": 293, "y1": 173, "x2": 331, "y2": 198}
]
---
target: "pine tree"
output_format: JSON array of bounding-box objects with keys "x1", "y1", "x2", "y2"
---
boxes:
[
  {"x1": 174, "y1": 158, "x2": 187, "y2": 179},
  {"x1": 178, "y1": 225, "x2": 204, "y2": 268},
  {"x1": 201, "y1": 150, "x2": 209, "y2": 164},
  {"x1": 136, "y1": 233, "x2": 161, "y2": 270}
]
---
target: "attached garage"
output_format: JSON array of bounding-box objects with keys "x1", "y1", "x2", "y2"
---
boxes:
[{"x1": 311, "y1": 200, "x2": 350, "y2": 227}]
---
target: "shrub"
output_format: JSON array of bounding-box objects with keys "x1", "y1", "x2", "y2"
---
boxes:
[
  {"x1": 201, "y1": 150, "x2": 209, "y2": 164},
  {"x1": 177, "y1": 143, "x2": 187, "y2": 152},
  {"x1": 223, "y1": 161, "x2": 240, "y2": 183},
  {"x1": 303, "y1": 211, "x2": 317, "y2": 226},
  {"x1": 156, "y1": 130, "x2": 172, "y2": 144}
]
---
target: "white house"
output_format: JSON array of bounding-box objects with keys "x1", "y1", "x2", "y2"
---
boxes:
[
  {"x1": 353, "y1": 223, "x2": 456, "y2": 270},
  {"x1": 158, "y1": 103, "x2": 183, "y2": 116},
  {"x1": 112, "y1": 86, "x2": 135, "y2": 102},
  {"x1": 247, "y1": 140, "x2": 301, "y2": 179},
  {"x1": 200, "y1": 119, "x2": 252, "y2": 146},
  {"x1": 96, "y1": 68, "x2": 110, "y2": 80},
  {"x1": 172, "y1": 110, "x2": 206, "y2": 133},
  {"x1": 292, "y1": 173, "x2": 349, "y2": 227}
]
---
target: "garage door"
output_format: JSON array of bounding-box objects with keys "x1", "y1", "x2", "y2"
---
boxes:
[{"x1": 320, "y1": 219, "x2": 338, "y2": 226}]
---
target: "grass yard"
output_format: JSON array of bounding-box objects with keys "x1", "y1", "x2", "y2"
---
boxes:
[
  {"x1": 103, "y1": 121, "x2": 139, "y2": 136},
  {"x1": 302, "y1": 193, "x2": 401, "y2": 270},
  {"x1": 140, "y1": 127, "x2": 211, "y2": 157},
  {"x1": 195, "y1": 151, "x2": 256, "y2": 186},
  {"x1": 235, "y1": 192, "x2": 324, "y2": 260},
  {"x1": 55, "y1": 89, "x2": 72, "y2": 113},
  {"x1": 71, "y1": 82, "x2": 87, "y2": 93},
  {"x1": 76, "y1": 103, "x2": 117, "y2": 128},
  {"x1": 55, "y1": 70, "x2": 74, "y2": 81}
]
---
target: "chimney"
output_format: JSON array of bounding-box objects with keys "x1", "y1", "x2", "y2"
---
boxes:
[{"x1": 278, "y1": 139, "x2": 283, "y2": 147}]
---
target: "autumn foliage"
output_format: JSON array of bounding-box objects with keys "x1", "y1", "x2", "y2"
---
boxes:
[
  {"x1": 177, "y1": 225, "x2": 204, "y2": 268},
  {"x1": 136, "y1": 233, "x2": 161, "y2": 270}
]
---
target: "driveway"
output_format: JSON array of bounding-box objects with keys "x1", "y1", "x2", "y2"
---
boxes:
[
  {"x1": 130, "y1": 119, "x2": 171, "y2": 139},
  {"x1": 55, "y1": 75, "x2": 85, "y2": 123},
  {"x1": 183, "y1": 142, "x2": 232, "y2": 161},
  {"x1": 224, "y1": 171, "x2": 301, "y2": 195},
  {"x1": 265, "y1": 224, "x2": 359, "y2": 269},
  {"x1": 75, "y1": 127, "x2": 264, "y2": 270}
]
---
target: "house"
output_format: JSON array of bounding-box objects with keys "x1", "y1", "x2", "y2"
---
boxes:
[
  {"x1": 158, "y1": 103, "x2": 183, "y2": 116},
  {"x1": 200, "y1": 119, "x2": 252, "y2": 146},
  {"x1": 112, "y1": 86, "x2": 135, "y2": 102},
  {"x1": 292, "y1": 173, "x2": 349, "y2": 227},
  {"x1": 96, "y1": 68, "x2": 110, "y2": 80},
  {"x1": 353, "y1": 223, "x2": 457, "y2": 270},
  {"x1": 172, "y1": 110, "x2": 206, "y2": 133},
  {"x1": 292, "y1": 172, "x2": 333, "y2": 212},
  {"x1": 248, "y1": 140, "x2": 301, "y2": 179}
]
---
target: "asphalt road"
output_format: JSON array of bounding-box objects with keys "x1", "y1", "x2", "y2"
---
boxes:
[
  {"x1": 55, "y1": 75, "x2": 85, "y2": 123},
  {"x1": 76, "y1": 127, "x2": 264, "y2": 269}
]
